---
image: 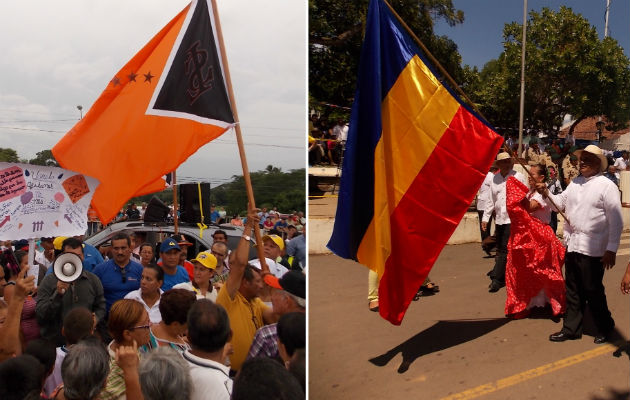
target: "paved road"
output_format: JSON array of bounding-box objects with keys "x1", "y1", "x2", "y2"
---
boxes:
[{"x1": 309, "y1": 234, "x2": 630, "y2": 399}]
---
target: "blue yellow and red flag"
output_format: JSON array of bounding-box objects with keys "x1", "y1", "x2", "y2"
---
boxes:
[{"x1": 327, "y1": 0, "x2": 503, "y2": 325}]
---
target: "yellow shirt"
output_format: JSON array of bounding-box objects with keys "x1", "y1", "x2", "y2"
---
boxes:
[{"x1": 216, "y1": 287, "x2": 268, "y2": 371}]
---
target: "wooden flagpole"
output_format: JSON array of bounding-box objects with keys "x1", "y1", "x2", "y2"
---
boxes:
[
  {"x1": 383, "y1": 0, "x2": 569, "y2": 225},
  {"x1": 210, "y1": 0, "x2": 268, "y2": 272},
  {"x1": 172, "y1": 170, "x2": 179, "y2": 235}
]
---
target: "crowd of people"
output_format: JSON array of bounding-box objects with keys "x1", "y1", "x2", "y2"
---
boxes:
[
  {"x1": 308, "y1": 114, "x2": 348, "y2": 166},
  {"x1": 477, "y1": 142, "x2": 630, "y2": 344},
  {"x1": 0, "y1": 208, "x2": 306, "y2": 399}
]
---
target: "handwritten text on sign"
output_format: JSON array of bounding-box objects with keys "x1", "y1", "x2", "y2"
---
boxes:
[{"x1": 0, "y1": 163, "x2": 99, "y2": 240}]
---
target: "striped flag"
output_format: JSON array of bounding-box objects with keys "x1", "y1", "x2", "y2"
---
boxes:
[
  {"x1": 327, "y1": 0, "x2": 503, "y2": 325},
  {"x1": 53, "y1": 0, "x2": 234, "y2": 223}
]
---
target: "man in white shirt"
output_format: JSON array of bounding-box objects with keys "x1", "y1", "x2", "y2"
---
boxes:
[
  {"x1": 183, "y1": 300, "x2": 232, "y2": 400},
  {"x1": 538, "y1": 145, "x2": 622, "y2": 344},
  {"x1": 477, "y1": 166, "x2": 498, "y2": 251},
  {"x1": 481, "y1": 152, "x2": 526, "y2": 292},
  {"x1": 613, "y1": 150, "x2": 629, "y2": 180}
]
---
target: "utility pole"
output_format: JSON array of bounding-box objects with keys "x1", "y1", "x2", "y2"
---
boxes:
[
  {"x1": 517, "y1": 0, "x2": 527, "y2": 157},
  {"x1": 604, "y1": 0, "x2": 610, "y2": 37}
]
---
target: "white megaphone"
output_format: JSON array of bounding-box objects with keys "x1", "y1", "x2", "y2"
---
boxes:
[{"x1": 53, "y1": 253, "x2": 83, "y2": 283}]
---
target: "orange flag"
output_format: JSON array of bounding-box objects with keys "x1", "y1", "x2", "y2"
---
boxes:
[{"x1": 53, "y1": 0, "x2": 234, "y2": 223}]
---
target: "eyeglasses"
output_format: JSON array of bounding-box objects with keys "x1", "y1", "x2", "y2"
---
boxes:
[
  {"x1": 129, "y1": 323, "x2": 151, "y2": 330},
  {"x1": 120, "y1": 267, "x2": 127, "y2": 284},
  {"x1": 247, "y1": 302, "x2": 260, "y2": 330}
]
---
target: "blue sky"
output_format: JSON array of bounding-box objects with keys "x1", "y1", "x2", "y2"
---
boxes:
[{"x1": 434, "y1": 0, "x2": 630, "y2": 69}]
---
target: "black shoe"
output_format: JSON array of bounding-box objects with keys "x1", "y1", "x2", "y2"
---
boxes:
[
  {"x1": 488, "y1": 281, "x2": 504, "y2": 293},
  {"x1": 593, "y1": 331, "x2": 613, "y2": 344},
  {"x1": 549, "y1": 331, "x2": 581, "y2": 342}
]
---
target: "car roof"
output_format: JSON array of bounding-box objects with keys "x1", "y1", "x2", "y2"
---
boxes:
[{"x1": 85, "y1": 221, "x2": 246, "y2": 250}]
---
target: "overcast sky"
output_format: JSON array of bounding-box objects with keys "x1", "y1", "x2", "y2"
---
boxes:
[{"x1": 0, "y1": 0, "x2": 306, "y2": 188}]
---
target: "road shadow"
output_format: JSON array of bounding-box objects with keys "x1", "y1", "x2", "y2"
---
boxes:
[
  {"x1": 369, "y1": 318, "x2": 511, "y2": 373},
  {"x1": 589, "y1": 388, "x2": 630, "y2": 400}
]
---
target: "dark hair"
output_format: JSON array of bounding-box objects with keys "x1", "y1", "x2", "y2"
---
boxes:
[
  {"x1": 63, "y1": 307, "x2": 94, "y2": 345},
  {"x1": 243, "y1": 264, "x2": 260, "y2": 282},
  {"x1": 1, "y1": 264, "x2": 13, "y2": 281},
  {"x1": 232, "y1": 357, "x2": 304, "y2": 400},
  {"x1": 40, "y1": 237, "x2": 54, "y2": 244},
  {"x1": 186, "y1": 300, "x2": 231, "y2": 353},
  {"x1": 212, "y1": 230, "x2": 227, "y2": 239},
  {"x1": 159, "y1": 289, "x2": 196, "y2": 325},
  {"x1": 0, "y1": 354, "x2": 46, "y2": 400},
  {"x1": 532, "y1": 163, "x2": 548, "y2": 183},
  {"x1": 13, "y1": 250, "x2": 27, "y2": 266},
  {"x1": 144, "y1": 263, "x2": 164, "y2": 283},
  {"x1": 62, "y1": 237, "x2": 84, "y2": 254},
  {"x1": 139, "y1": 242, "x2": 154, "y2": 254},
  {"x1": 277, "y1": 312, "x2": 305, "y2": 357},
  {"x1": 24, "y1": 338, "x2": 56, "y2": 374},
  {"x1": 111, "y1": 232, "x2": 131, "y2": 247},
  {"x1": 287, "y1": 348, "x2": 305, "y2": 392}
]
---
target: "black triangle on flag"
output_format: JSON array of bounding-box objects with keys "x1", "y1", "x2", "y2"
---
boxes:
[{"x1": 151, "y1": 0, "x2": 234, "y2": 123}]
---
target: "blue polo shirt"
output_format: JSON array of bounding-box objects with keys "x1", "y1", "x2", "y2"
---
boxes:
[
  {"x1": 92, "y1": 259, "x2": 143, "y2": 314},
  {"x1": 161, "y1": 266, "x2": 190, "y2": 291},
  {"x1": 82, "y1": 243, "x2": 104, "y2": 272}
]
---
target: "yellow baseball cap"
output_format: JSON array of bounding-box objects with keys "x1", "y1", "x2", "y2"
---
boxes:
[
  {"x1": 53, "y1": 236, "x2": 68, "y2": 251},
  {"x1": 191, "y1": 251, "x2": 217, "y2": 270},
  {"x1": 262, "y1": 234, "x2": 285, "y2": 250}
]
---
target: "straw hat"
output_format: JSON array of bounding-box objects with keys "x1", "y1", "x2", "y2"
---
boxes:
[
  {"x1": 575, "y1": 145, "x2": 608, "y2": 173},
  {"x1": 495, "y1": 152, "x2": 512, "y2": 162}
]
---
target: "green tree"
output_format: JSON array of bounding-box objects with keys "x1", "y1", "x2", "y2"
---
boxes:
[
  {"x1": 0, "y1": 148, "x2": 19, "y2": 162},
  {"x1": 211, "y1": 167, "x2": 306, "y2": 215},
  {"x1": 29, "y1": 149, "x2": 58, "y2": 166},
  {"x1": 474, "y1": 7, "x2": 630, "y2": 136},
  {"x1": 309, "y1": 0, "x2": 465, "y2": 118}
]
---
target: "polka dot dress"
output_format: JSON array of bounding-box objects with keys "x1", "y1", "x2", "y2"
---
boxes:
[{"x1": 504, "y1": 177, "x2": 566, "y2": 317}]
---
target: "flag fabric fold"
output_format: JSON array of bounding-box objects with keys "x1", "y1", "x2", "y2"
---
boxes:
[
  {"x1": 53, "y1": 0, "x2": 234, "y2": 223},
  {"x1": 327, "y1": 0, "x2": 503, "y2": 325}
]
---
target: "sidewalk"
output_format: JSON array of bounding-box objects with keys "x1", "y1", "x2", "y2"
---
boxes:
[{"x1": 309, "y1": 196, "x2": 629, "y2": 254}]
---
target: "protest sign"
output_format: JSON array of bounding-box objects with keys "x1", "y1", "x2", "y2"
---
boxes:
[{"x1": 0, "y1": 163, "x2": 98, "y2": 240}]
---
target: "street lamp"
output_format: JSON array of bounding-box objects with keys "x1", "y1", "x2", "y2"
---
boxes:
[
  {"x1": 595, "y1": 120, "x2": 605, "y2": 144},
  {"x1": 77, "y1": 105, "x2": 83, "y2": 120}
]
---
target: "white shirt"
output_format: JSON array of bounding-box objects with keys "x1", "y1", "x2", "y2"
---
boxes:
[
  {"x1": 172, "y1": 282, "x2": 217, "y2": 302},
  {"x1": 482, "y1": 170, "x2": 527, "y2": 225},
  {"x1": 35, "y1": 250, "x2": 53, "y2": 270},
  {"x1": 527, "y1": 191, "x2": 551, "y2": 224},
  {"x1": 547, "y1": 174, "x2": 623, "y2": 257},
  {"x1": 183, "y1": 350, "x2": 232, "y2": 400},
  {"x1": 248, "y1": 257, "x2": 289, "y2": 278},
  {"x1": 124, "y1": 289, "x2": 163, "y2": 324},
  {"x1": 613, "y1": 157, "x2": 628, "y2": 179},
  {"x1": 43, "y1": 346, "x2": 68, "y2": 397},
  {"x1": 476, "y1": 171, "x2": 495, "y2": 212}
]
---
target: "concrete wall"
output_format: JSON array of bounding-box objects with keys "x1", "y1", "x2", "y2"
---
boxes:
[{"x1": 310, "y1": 210, "x2": 630, "y2": 254}]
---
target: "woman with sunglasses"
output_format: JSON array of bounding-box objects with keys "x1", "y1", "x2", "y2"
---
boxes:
[{"x1": 100, "y1": 299, "x2": 151, "y2": 400}]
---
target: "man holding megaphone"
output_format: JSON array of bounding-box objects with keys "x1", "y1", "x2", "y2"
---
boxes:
[{"x1": 35, "y1": 237, "x2": 106, "y2": 346}]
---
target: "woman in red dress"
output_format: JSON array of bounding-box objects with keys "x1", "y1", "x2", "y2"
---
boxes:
[{"x1": 504, "y1": 165, "x2": 566, "y2": 318}]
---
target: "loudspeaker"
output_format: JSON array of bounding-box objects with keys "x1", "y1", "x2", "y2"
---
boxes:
[
  {"x1": 179, "y1": 183, "x2": 211, "y2": 224},
  {"x1": 53, "y1": 253, "x2": 83, "y2": 283},
  {"x1": 144, "y1": 196, "x2": 170, "y2": 222}
]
